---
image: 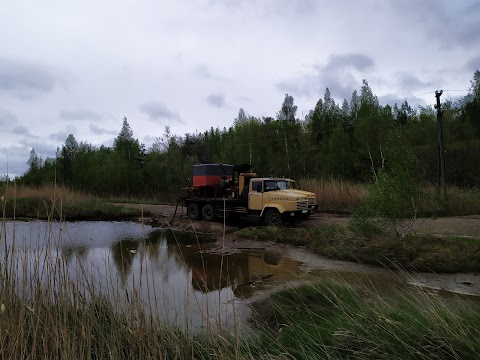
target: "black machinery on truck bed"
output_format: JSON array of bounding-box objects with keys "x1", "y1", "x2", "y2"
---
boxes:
[{"x1": 177, "y1": 163, "x2": 317, "y2": 226}]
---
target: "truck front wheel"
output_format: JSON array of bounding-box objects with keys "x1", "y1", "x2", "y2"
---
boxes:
[
  {"x1": 264, "y1": 209, "x2": 283, "y2": 227},
  {"x1": 187, "y1": 203, "x2": 201, "y2": 220},
  {"x1": 202, "y1": 204, "x2": 215, "y2": 221}
]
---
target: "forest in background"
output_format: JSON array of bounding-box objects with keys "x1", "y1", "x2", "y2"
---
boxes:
[{"x1": 14, "y1": 71, "x2": 480, "y2": 197}]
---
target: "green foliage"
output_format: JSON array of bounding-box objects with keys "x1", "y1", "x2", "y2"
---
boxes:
[
  {"x1": 311, "y1": 227, "x2": 480, "y2": 273},
  {"x1": 348, "y1": 212, "x2": 385, "y2": 236},
  {"x1": 252, "y1": 280, "x2": 480, "y2": 359},
  {"x1": 15, "y1": 71, "x2": 480, "y2": 196},
  {"x1": 356, "y1": 130, "x2": 426, "y2": 240}
]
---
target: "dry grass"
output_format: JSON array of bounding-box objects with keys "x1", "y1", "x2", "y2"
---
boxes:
[
  {"x1": 297, "y1": 179, "x2": 480, "y2": 216},
  {"x1": 297, "y1": 177, "x2": 367, "y2": 213},
  {"x1": 439, "y1": 186, "x2": 480, "y2": 216},
  {"x1": 109, "y1": 192, "x2": 178, "y2": 205},
  {"x1": 4, "y1": 184, "x2": 95, "y2": 204}
]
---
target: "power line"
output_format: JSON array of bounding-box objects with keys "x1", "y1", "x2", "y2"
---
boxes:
[{"x1": 382, "y1": 91, "x2": 436, "y2": 105}]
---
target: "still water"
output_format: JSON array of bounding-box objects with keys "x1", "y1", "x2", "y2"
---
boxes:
[
  {"x1": 0, "y1": 220, "x2": 302, "y2": 331},
  {"x1": 2, "y1": 220, "x2": 479, "y2": 332}
]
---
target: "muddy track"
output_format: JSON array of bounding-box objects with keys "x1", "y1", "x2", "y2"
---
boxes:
[{"x1": 118, "y1": 202, "x2": 480, "y2": 238}]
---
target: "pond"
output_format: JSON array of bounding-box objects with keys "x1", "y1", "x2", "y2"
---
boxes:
[
  {"x1": 1, "y1": 220, "x2": 479, "y2": 333},
  {"x1": 0, "y1": 220, "x2": 303, "y2": 332}
]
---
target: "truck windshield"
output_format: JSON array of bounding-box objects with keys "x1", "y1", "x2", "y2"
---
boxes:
[{"x1": 264, "y1": 180, "x2": 291, "y2": 191}]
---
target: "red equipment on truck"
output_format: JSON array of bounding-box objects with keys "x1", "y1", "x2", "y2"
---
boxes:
[{"x1": 177, "y1": 163, "x2": 317, "y2": 226}]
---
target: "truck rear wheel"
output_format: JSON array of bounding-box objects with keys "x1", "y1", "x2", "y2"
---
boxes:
[
  {"x1": 187, "y1": 203, "x2": 201, "y2": 220},
  {"x1": 264, "y1": 209, "x2": 283, "y2": 227},
  {"x1": 202, "y1": 203, "x2": 215, "y2": 221}
]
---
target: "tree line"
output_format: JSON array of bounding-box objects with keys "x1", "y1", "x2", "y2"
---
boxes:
[{"x1": 17, "y1": 71, "x2": 480, "y2": 196}]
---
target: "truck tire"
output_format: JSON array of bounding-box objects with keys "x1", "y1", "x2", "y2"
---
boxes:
[
  {"x1": 264, "y1": 209, "x2": 283, "y2": 227},
  {"x1": 187, "y1": 203, "x2": 201, "y2": 220},
  {"x1": 202, "y1": 203, "x2": 215, "y2": 221}
]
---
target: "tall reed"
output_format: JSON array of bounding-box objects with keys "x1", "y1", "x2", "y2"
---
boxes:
[
  {"x1": 0, "y1": 196, "x2": 242, "y2": 358},
  {"x1": 297, "y1": 177, "x2": 367, "y2": 213}
]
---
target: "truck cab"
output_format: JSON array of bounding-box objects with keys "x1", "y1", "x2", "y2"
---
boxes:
[{"x1": 246, "y1": 177, "x2": 315, "y2": 226}]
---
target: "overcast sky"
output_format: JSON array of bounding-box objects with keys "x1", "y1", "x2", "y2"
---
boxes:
[{"x1": 1, "y1": 0, "x2": 479, "y2": 177}]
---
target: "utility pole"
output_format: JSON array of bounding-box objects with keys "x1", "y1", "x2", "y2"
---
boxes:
[
  {"x1": 284, "y1": 131, "x2": 290, "y2": 178},
  {"x1": 435, "y1": 90, "x2": 447, "y2": 199}
]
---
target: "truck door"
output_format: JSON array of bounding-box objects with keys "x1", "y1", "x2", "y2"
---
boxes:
[{"x1": 248, "y1": 180, "x2": 263, "y2": 210}]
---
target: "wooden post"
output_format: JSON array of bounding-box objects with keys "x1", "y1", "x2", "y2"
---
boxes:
[{"x1": 435, "y1": 90, "x2": 447, "y2": 199}]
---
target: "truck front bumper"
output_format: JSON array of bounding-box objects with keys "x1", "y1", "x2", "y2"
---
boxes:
[{"x1": 287, "y1": 206, "x2": 317, "y2": 218}]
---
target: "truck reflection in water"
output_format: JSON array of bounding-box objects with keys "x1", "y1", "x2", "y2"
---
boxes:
[
  {"x1": 184, "y1": 250, "x2": 301, "y2": 297},
  {"x1": 159, "y1": 229, "x2": 302, "y2": 297},
  {"x1": 107, "y1": 229, "x2": 301, "y2": 296}
]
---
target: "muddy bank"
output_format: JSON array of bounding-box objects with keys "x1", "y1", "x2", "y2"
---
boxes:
[
  {"x1": 117, "y1": 203, "x2": 480, "y2": 237},
  {"x1": 119, "y1": 202, "x2": 480, "y2": 241},
  {"x1": 111, "y1": 202, "x2": 480, "y2": 301}
]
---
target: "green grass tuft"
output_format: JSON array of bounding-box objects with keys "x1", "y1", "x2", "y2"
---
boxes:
[{"x1": 251, "y1": 280, "x2": 480, "y2": 359}]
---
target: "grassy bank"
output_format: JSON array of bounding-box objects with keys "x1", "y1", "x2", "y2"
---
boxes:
[
  {"x1": 237, "y1": 226, "x2": 480, "y2": 273},
  {"x1": 1, "y1": 184, "x2": 144, "y2": 220},
  {"x1": 250, "y1": 280, "x2": 480, "y2": 359},
  {"x1": 3, "y1": 268, "x2": 479, "y2": 359}
]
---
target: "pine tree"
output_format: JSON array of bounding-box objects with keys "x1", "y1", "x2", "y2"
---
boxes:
[{"x1": 276, "y1": 94, "x2": 297, "y2": 122}]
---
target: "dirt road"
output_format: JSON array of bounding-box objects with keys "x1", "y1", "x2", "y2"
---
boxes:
[{"x1": 120, "y1": 203, "x2": 480, "y2": 238}]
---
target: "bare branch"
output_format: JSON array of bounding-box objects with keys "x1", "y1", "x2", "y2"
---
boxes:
[{"x1": 368, "y1": 145, "x2": 378, "y2": 183}]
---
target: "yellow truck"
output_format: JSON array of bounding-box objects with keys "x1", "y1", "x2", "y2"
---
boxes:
[{"x1": 178, "y1": 164, "x2": 318, "y2": 226}]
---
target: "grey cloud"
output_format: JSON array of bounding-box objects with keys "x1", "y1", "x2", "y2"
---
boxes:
[
  {"x1": 48, "y1": 131, "x2": 71, "y2": 142},
  {"x1": 323, "y1": 54, "x2": 375, "y2": 72},
  {"x1": 0, "y1": 58, "x2": 55, "y2": 99},
  {"x1": 19, "y1": 139, "x2": 57, "y2": 159},
  {"x1": 460, "y1": 1, "x2": 480, "y2": 46},
  {"x1": 405, "y1": 97, "x2": 428, "y2": 109},
  {"x1": 89, "y1": 123, "x2": 117, "y2": 135},
  {"x1": 12, "y1": 125, "x2": 31, "y2": 136},
  {"x1": 466, "y1": 56, "x2": 480, "y2": 72},
  {"x1": 392, "y1": 1, "x2": 480, "y2": 49},
  {"x1": 209, "y1": 0, "x2": 317, "y2": 17},
  {"x1": 457, "y1": 22, "x2": 480, "y2": 49},
  {"x1": 277, "y1": 53, "x2": 374, "y2": 100},
  {"x1": 0, "y1": 145, "x2": 32, "y2": 178},
  {"x1": 378, "y1": 94, "x2": 427, "y2": 109},
  {"x1": 396, "y1": 72, "x2": 432, "y2": 92},
  {"x1": 464, "y1": 1, "x2": 480, "y2": 13},
  {"x1": 0, "y1": 108, "x2": 17, "y2": 125},
  {"x1": 206, "y1": 93, "x2": 226, "y2": 108},
  {"x1": 142, "y1": 135, "x2": 159, "y2": 143},
  {"x1": 193, "y1": 64, "x2": 214, "y2": 79},
  {"x1": 378, "y1": 94, "x2": 398, "y2": 105},
  {"x1": 60, "y1": 109, "x2": 101, "y2": 121},
  {"x1": 139, "y1": 101, "x2": 183, "y2": 123},
  {"x1": 192, "y1": 64, "x2": 224, "y2": 81}
]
